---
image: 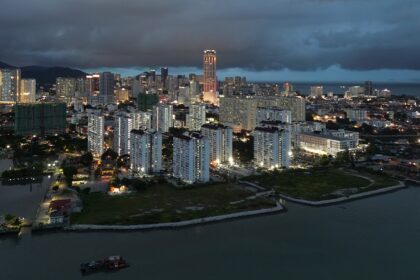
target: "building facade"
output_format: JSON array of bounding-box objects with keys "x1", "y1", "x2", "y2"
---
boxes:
[
  {"x1": 201, "y1": 123, "x2": 233, "y2": 166},
  {"x1": 219, "y1": 96, "x2": 305, "y2": 131},
  {"x1": 253, "y1": 126, "x2": 290, "y2": 169},
  {"x1": 153, "y1": 103, "x2": 173, "y2": 132},
  {"x1": 56, "y1": 77, "x2": 76, "y2": 105},
  {"x1": 0, "y1": 68, "x2": 20, "y2": 102},
  {"x1": 173, "y1": 132, "x2": 210, "y2": 184},
  {"x1": 203, "y1": 50, "x2": 218, "y2": 104},
  {"x1": 88, "y1": 112, "x2": 104, "y2": 157},
  {"x1": 296, "y1": 129, "x2": 359, "y2": 156},
  {"x1": 114, "y1": 113, "x2": 135, "y2": 156},
  {"x1": 130, "y1": 129, "x2": 162, "y2": 175},
  {"x1": 99, "y1": 72, "x2": 115, "y2": 105},
  {"x1": 19, "y1": 79, "x2": 36, "y2": 103},
  {"x1": 256, "y1": 107, "x2": 292, "y2": 126},
  {"x1": 186, "y1": 104, "x2": 206, "y2": 131},
  {"x1": 14, "y1": 102, "x2": 66, "y2": 136}
]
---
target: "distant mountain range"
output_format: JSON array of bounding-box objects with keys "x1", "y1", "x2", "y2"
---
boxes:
[{"x1": 0, "y1": 61, "x2": 87, "y2": 86}]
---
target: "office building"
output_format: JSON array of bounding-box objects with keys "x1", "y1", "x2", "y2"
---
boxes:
[
  {"x1": 88, "y1": 112, "x2": 104, "y2": 157},
  {"x1": 14, "y1": 102, "x2": 66, "y2": 136},
  {"x1": 201, "y1": 123, "x2": 233, "y2": 166},
  {"x1": 186, "y1": 104, "x2": 206, "y2": 131},
  {"x1": 173, "y1": 132, "x2": 210, "y2": 184},
  {"x1": 130, "y1": 129, "x2": 162, "y2": 175}
]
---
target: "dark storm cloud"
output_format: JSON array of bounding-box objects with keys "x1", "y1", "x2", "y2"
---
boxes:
[{"x1": 1, "y1": 0, "x2": 420, "y2": 71}]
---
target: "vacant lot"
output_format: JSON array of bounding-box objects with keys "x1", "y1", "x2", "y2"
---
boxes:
[
  {"x1": 71, "y1": 183, "x2": 275, "y2": 225},
  {"x1": 245, "y1": 167, "x2": 398, "y2": 201}
]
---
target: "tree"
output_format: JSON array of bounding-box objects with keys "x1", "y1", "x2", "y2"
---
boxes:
[
  {"x1": 366, "y1": 142, "x2": 380, "y2": 156},
  {"x1": 319, "y1": 155, "x2": 330, "y2": 166},
  {"x1": 80, "y1": 152, "x2": 93, "y2": 168},
  {"x1": 101, "y1": 149, "x2": 118, "y2": 161},
  {"x1": 63, "y1": 166, "x2": 77, "y2": 187}
]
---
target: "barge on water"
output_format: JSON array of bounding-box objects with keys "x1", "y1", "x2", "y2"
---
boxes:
[{"x1": 80, "y1": 256, "x2": 129, "y2": 274}]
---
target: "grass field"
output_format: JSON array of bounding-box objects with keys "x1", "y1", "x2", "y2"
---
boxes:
[
  {"x1": 71, "y1": 183, "x2": 275, "y2": 225},
  {"x1": 245, "y1": 167, "x2": 399, "y2": 201}
]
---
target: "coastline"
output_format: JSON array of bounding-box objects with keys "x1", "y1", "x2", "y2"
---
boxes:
[
  {"x1": 66, "y1": 204, "x2": 285, "y2": 232},
  {"x1": 276, "y1": 181, "x2": 406, "y2": 207}
]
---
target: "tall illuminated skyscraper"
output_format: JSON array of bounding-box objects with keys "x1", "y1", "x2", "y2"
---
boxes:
[{"x1": 203, "y1": 50, "x2": 218, "y2": 105}]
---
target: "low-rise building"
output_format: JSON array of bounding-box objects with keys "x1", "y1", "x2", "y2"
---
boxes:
[{"x1": 296, "y1": 129, "x2": 359, "y2": 156}]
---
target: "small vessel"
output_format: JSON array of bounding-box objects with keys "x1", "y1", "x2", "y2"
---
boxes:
[{"x1": 81, "y1": 256, "x2": 129, "y2": 274}]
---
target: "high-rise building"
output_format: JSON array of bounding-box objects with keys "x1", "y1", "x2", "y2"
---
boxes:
[
  {"x1": 201, "y1": 123, "x2": 233, "y2": 166},
  {"x1": 19, "y1": 79, "x2": 36, "y2": 103},
  {"x1": 153, "y1": 103, "x2": 173, "y2": 132},
  {"x1": 219, "y1": 96, "x2": 305, "y2": 131},
  {"x1": 344, "y1": 109, "x2": 369, "y2": 122},
  {"x1": 364, "y1": 81, "x2": 373, "y2": 95},
  {"x1": 99, "y1": 72, "x2": 115, "y2": 105},
  {"x1": 253, "y1": 126, "x2": 290, "y2": 169},
  {"x1": 310, "y1": 86, "x2": 323, "y2": 98},
  {"x1": 14, "y1": 103, "x2": 66, "y2": 136},
  {"x1": 137, "y1": 93, "x2": 159, "y2": 111},
  {"x1": 203, "y1": 50, "x2": 218, "y2": 105},
  {"x1": 161, "y1": 67, "x2": 168, "y2": 89},
  {"x1": 137, "y1": 111, "x2": 153, "y2": 130},
  {"x1": 0, "y1": 68, "x2": 20, "y2": 102},
  {"x1": 130, "y1": 129, "x2": 162, "y2": 175},
  {"x1": 189, "y1": 80, "x2": 200, "y2": 103},
  {"x1": 186, "y1": 104, "x2": 206, "y2": 131},
  {"x1": 173, "y1": 132, "x2": 210, "y2": 184},
  {"x1": 88, "y1": 112, "x2": 104, "y2": 157},
  {"x1": 86, "y1": 74, "x2": 100, "y2": 96},
  {"x1": 256, "y1": 107, "x2": 292, "y2": 126},
  {"x1": 56, "y1": 77, "x2": 76, "y2": 105},
  {"x1": 114, "y1": 113, "x2": 135, "y2": 156}
]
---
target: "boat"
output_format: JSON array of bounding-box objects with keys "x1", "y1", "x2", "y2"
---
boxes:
[{"x1": 80, "y1": 256, "x2": 129, "y2": 274}]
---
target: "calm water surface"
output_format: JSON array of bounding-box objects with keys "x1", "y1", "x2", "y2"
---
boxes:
[{"x1": 1, "y1": 179, "x2": 420, "y2": 279}]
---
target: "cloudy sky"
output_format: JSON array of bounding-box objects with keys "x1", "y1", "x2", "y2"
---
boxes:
[{"x1": 1, "y1": 0, "x2": 420, "y2": 82}]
